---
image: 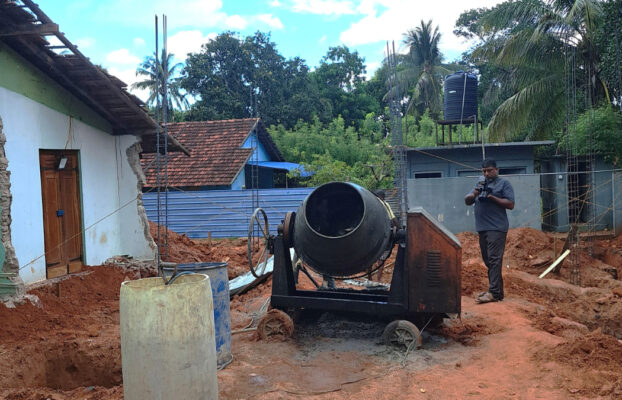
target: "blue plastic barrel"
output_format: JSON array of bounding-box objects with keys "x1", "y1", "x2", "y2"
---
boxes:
[{"x1": 163, "y1": 262, "x2": 232, "y2": 368}]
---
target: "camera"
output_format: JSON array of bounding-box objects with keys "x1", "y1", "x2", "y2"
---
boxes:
[{"x1": 477, "y1": 180, "x2": 492, "y2": 201}]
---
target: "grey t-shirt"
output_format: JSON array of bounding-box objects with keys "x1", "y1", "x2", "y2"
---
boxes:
[{"x1": 472, "y1": 177, "x2": 515, "y2": 232}]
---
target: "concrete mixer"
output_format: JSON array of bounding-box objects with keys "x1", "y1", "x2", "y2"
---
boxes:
[{"x1": 249, "y1": 182, "x2": 461, "y2": 349}]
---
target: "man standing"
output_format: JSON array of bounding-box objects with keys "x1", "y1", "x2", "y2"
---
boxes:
[{"x1": 464, "y1": 159, "x2": 515, "y2": 303}]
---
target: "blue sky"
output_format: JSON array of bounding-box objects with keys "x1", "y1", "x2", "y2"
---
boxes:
[{"x1": 42, "y1": 0, "x2": 503, "y2": 101}]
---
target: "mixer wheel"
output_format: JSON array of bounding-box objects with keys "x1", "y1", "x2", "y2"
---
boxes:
[
  {"x1": 248, "y1": 208, "x2": 270, "y2": 278},
  {"x1": 257, "y1": 309, "x2": 294, "y2": 340},
  {"x1": 382, "y1": 320, "x2": 422, "y2": 350}
]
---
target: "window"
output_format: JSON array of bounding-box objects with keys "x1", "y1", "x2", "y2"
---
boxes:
[
  {"x1": 499, "y1": 167, "x2": 526, "y2": 175},
  {"x1": 413, "y1": 172, "x2": 442, "y2": 179},
  {"x1": 457, "y1": 170, "x2": 479, "y2": 177}
]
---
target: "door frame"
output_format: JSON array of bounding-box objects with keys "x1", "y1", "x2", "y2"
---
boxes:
[{"x1": 39, "y1": 149, "x2": 85, "y2": 279}]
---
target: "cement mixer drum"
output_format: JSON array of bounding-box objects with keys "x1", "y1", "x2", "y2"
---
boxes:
[{"x1": 292, "y1": 182, "x2": 392, "y2": 277}]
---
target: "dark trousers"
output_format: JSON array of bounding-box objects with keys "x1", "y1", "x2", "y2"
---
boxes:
[{"x1": 478, "y1": 230, "x2": 507, "y2": 300}]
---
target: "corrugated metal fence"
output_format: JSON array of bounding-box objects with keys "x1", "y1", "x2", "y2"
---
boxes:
[{"x1": 143, "y1": 188, "x2": 314, "y2": 238}]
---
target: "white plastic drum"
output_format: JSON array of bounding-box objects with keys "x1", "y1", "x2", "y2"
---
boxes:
[{"x1": 120, "y1": 275, "x2": 218, "y2": 400}]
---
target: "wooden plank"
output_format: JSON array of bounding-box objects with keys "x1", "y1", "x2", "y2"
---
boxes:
[
  {"x1": 0, "y1": 23, "x2": 59, "y2": 37},
  {"x1": 47, "y1": 264, "x2": 67, "y2": 279},
  {"x1": 11, "y1": 37, "x2": 123, "y2": 127},
  {"x1": 539, "y1": 250, "x2": 571, "y2": 279},
  {"x1": 68, "y1": 260, "x2": 83, "y2": 274},
  {"x1": 60, "y1": 153, "x2": 82, "y2": 263}
]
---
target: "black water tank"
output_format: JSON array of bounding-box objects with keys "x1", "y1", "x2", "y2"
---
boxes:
[{"x1": 443, "y1": 71, "x2": 478, "y2": 121}]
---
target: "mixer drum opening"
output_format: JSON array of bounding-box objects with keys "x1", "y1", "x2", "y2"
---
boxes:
[
  {"x1": 305, "y1": 182, "x2": 364, "y2": 238},
  {"x1": 293, "y1": 182, "x2": 392, "y2": 277}
]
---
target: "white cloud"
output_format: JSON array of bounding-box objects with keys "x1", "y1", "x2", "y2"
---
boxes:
[
  {"x1": 133, "y1": 37, "x2": 146, "y2": 47},
  {"x1": 319, "y1": 35, "x2": 327, "y2": 43},
  {"x1": 225, "y1": 15, "x2": 248, "y2": 29},
  {"x1": 96, "y1": 1, "x2": 282, "y2": 33},
  {"x1": 291, "y1": 0, "x2": 356, "y2": 15},
  {"x1": 106, "y1": 49, "x2": 142, "y2": 65},
  {"x1": 270, "y1": 0, "x2": 283, "y2": 6},
  {"x1": 365, "y1": 60, "x2": 380, "y2": 78},
  {"x1": 107, "y1": 66, "x2": 150, "y2": 101},
  {"x1": 254, "y1": 14, "x2": 284, "y2": 29},
  {"x1": 339, "y1": 0, "x2": 504, "y2": 58},
  {"x1": 76, "y1": 37, "x2": 95, "y2": 49},
  {"x1": 167, "y1": 30, "x2": 217, "y2": 60},
  {"x1": 97, "y1": 0, "x2": 227, "y2": 28}
]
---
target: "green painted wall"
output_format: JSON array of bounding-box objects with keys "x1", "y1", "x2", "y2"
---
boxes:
[{"x1": 0, "y1": 42, "x2": 113, "y2": 133}]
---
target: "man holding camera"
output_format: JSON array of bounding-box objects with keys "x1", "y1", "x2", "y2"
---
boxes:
[{"x1": 464, "y1": 159, "x2": 515, "y2": 304}]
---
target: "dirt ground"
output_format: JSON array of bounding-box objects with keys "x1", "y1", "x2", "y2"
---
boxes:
[{"x1": 1, "y1": 227, "x2": 621, "y2": 399}]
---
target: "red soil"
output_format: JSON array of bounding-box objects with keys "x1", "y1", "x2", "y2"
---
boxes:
[{"x1": 1, "y1": 226, "x2": 621, "y2": 399}]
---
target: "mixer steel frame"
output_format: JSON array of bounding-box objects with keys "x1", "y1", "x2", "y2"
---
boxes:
[{"x1": 269, "y1": 209, "x2": 462, "y2": 324}]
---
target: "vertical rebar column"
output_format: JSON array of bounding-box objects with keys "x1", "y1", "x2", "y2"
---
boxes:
[
  {"x1": 162, "y1": 14, "x2": 169, "y2": 261},
  {"x1": 249, "y1": 89, "x2": 259, "y2": 213},
  {"x1": 386, "y1": 42, "x2": 407, "y2": 226},
  {"x1": 154, "y1": 15, "x2": 161, "y2": 273},
  {"x1": 566, "y1": 44, "x2": 581, "y2": 285}
]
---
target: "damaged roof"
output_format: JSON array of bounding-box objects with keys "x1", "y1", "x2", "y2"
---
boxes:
[
  {"x1": 142, "y1": 118, "x2": 284, "y2": 188},
  {"x1": 0, "y1": 0, "x2": 186, "y2": 154}
]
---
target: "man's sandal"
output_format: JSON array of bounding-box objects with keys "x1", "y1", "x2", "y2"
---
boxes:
[{"x1": 475, "y1": 292, "x2": 498, "y2": 304}]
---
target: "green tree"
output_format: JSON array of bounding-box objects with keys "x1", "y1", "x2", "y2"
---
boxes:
[
  {"x1": 269, "y1": 115, "x2": 393, "y2": 188},
  {"x1": 396, "y1": 20, "x2": 452, "y2": 119},
  {"x1": 132, "y1": 49, "x2": 188, "y2": 112},
  {"x1": 595, "y1": 0, "x2": 622, "y2": 109},
  {"x1": 182, "y1": 31, "x2": 317, "y2": 128},
  {"x1": 556, "y1": 103, "x2": 622, "y2": 165},
  {"x1": 311, "y1": 46, "x2": 381, "y2": 126},
  {"x1": 469, "y1": 0, "x2": 607, "y2": 141}
]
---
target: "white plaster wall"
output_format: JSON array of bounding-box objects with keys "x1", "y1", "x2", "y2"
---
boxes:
[{"x1": 0, "y1": 87, "x2": 154, "y2": 284}]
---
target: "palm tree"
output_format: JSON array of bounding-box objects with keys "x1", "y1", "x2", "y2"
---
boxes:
[
  {"x1": 477, "y1": 0, "x2": 605, "y2": 141},
  {"x1": 388, "y1": 20, "x2": 453, "y2": 120},
  {"x1": 132, "y1": 49, "x2": 189, "y2": 113}
]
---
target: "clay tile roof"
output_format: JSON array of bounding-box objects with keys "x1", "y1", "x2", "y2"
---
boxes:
[{"x1": 142, "y1": 118, "x2": 284, "y2": 188}]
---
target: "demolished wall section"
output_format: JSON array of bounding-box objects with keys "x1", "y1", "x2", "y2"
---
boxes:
[
  {"x1": 127, "y1": 141, "x2": 156, "y2": 256},
  {"x1": 0, "y1": 116, "x2": 24, "y2": 296}
]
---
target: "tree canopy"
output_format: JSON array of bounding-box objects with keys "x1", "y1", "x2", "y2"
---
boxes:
[{"x1": 136, "y1": 3, "x2": 622, "y2": 186}]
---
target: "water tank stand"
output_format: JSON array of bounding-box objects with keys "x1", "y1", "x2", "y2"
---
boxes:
[{"x1": 435, "y1": 116, "x2": 483, "y2": 146}]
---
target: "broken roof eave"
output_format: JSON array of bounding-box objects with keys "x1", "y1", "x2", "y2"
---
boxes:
[{"x1": 0, "y1": 0, "x2": 160, "y2": 138}]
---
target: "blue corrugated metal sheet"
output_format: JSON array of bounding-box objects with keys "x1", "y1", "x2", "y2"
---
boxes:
[{"x1": 143, "y1": 188, "x2": 314, "y2": 238}]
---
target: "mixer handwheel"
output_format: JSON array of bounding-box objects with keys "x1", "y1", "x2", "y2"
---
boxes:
[
  {"x1": 257, "y1": 309, "x2": 294, "y2": 340},
  {"x1": 382, "y1": 320, "x2": 422, "y2": 350},
  {"x1": 248, "y1": 208, "x2": 270, "y2": 278}
]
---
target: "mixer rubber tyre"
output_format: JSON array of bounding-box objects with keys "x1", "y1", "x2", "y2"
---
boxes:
[
  {"x1": 382, "y1": 320, "x2": 422, "y2": 350},
  {"x1": 257, "y1": 309, "x2": 294, "y2": 340}
]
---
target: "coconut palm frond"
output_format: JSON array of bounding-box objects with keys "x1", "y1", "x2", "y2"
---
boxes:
[{"x1": 488, "y1": 75, "x2": 561, "y2": 141}]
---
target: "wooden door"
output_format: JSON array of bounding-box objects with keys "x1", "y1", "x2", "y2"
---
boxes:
[{"x1": 40, "y1": 151, "x2": 83, "y2": 279}]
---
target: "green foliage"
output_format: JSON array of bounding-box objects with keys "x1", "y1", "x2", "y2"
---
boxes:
[
  {"x1": 556, "y1": 104, "x2": 622, "y2": 165},
  {"x1": 595, "y1": 0, "x2": 622, "y2": 107},
  {"x1": 457, "y1": 0, "x2": 607, "y2": 142},
  {"x1": 269, "y1": 115, "x2": 393, "y2": 189},
  {"x1": 394, "y1": 20, "x2": 455, "y2": 121},
  {"x1": 310, "y1": 46, "x2": 381, "y2": 127},
  {"x1": 132, "y1": 49, "x2": 188, "y2": 113},
  {"x1": 182, "y1": 32, "x2": 317, "y2": 128}
]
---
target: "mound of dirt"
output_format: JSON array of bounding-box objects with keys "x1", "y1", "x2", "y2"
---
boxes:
[
  {"x1": 149, "y1": 221, "x2": 249, "y2": 279},
  {"x1": 533, "y1": 331, "x2": 622, "y2": 397}
]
